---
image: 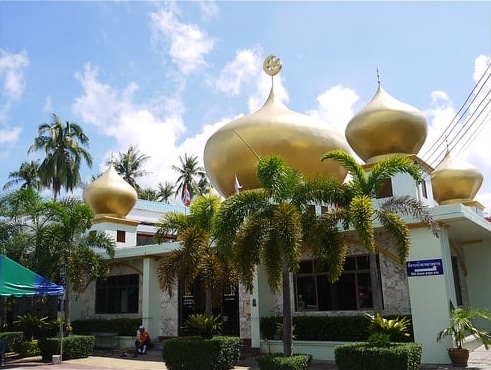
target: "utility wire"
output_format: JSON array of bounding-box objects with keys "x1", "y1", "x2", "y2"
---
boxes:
[{"x1": 420, "y1": 61, "x2": 491, "y2": 168}]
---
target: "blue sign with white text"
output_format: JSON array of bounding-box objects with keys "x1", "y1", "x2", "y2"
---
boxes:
[{"x1": 406, "y1": 258, "x2": 444, "y2": 277}]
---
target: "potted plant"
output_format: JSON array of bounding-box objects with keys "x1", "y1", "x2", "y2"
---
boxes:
[{"x1": 437, "y1": 305, "x2": 491, "y2": 367}]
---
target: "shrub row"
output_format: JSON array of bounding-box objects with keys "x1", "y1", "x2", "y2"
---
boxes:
[
  {"x1": 38, "y1": 335, "x2": 95, "y2": 361},
  {"x1": 71, "y1": 318, "x2": 141, "y2": 336},
  {"x1": 257, "y1": 354, "x2": 312, "y2": 370},
  {"x1": 260, "y1": 315, "x2": 413, "y2": 342},
  {"x1": 162, "y1": 336, "x2": 242, "y2": 370},
  {"x1": 334, "y1": 342, "x2": 422, "y2": 370}
]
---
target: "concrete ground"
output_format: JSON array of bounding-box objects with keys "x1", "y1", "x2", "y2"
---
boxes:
[{"x1": 3, "y1": 344, "x2": 491, "y2": 369}]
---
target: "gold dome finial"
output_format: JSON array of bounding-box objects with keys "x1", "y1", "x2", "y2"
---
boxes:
[
  {"x1": 376, "y1": 68, "x2": 381, "y2": 86},
  {"x1": 263, "y1": 55, "x2": 282, "y2": 76}
]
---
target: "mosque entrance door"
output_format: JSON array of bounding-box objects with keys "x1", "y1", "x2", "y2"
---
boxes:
[{"x1": 178, "y1": 278, "x2": 239, "y2": 336}]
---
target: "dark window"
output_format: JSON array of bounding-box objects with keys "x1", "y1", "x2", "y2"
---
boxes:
[
  {"x1": 137, "y1": 233, "x2": 154, "y2": 246},
  {"x1": 376, "y1": 179, "x2": 393, "y2": 199},
  {"x1": 451, "y1": 256, "x2": 463, "y2": 306},
  {"x1": 116, "y1": 230, "x2": 125, "y2": 243},
  {"x1": 294, "y1": 255, "x2": 379, "y2": 311},
  {"x1": 420, "y1": 180, "x2": 428, "y2": 199},
  {"x1": 95, "y1": 274, "x2": 139, "y2": 313}
]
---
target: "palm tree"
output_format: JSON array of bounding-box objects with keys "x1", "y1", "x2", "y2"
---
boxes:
[
  {"x1": 3, "y1": 160, "x2": 41, "y2": 191},
  {"x1": 0, "y1": 190, "x2": 115, "y2": 321},
  {"x1": 28, "y1": 114, "x2": 93, "y2": 199},
  {"x1": 35, "y1": 197, "x2": 116, "y2": 321},
  {"x1": 138, "y1": 188, "x2": 158, "y2": 201},
  {"x1": 318, "y1": 149, "x2": 439, "y2": 313},
  {"x1": 171, "y1": 153, "x2": 207, "y2": 203},
  {"x1": 154, "y1": 194, "x2": 237, "y2": 314},
  {"x1": 214, "y1": 155, "x2": 344, "y2": 357},
  {"x1": 156, "y1": 181, "x2": 175, "y2": 203},
  {"x1": 110, "y1": 145, "x2": 150, "y2": 192}
]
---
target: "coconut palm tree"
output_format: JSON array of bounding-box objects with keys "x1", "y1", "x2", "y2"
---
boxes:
[
  {"x1": 156, "y1": 181, "x2": 175, "y2": 203},
  {"x1": 3, "y1": 160, "x2": 41, "y2": 191},
  {"x1": 154, "y1": 194, "x2": 237, "y2": 314},
  {"x1": 110, "y1": 145, "x2": 150, "y2": 192},
  {"x1": 319, "y1": 149, "x2": 439, "y2": 313},
  {"x1": 138, "y1": 188, "x2": 158, "y2": 201},
  {"x1": 28, "y1": 114, "x2": 93, "y2": 199},
  {"x1": 171, "y1": 153, "x2": 207, "y2": 203}
]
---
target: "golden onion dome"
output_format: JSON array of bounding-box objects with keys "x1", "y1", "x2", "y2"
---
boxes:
[
  {"x1": 345, "y1": 82, "x2": 428, "y2": 164},
  {"x1": 204, "y1": 55, "x2": 351, "y2": 197},
  {"x1": 431, "y1": 150, "x2": 483, "y2": 205},
  {"x1": 83, "y1": 164, "x2": 137, "y2": 218}
]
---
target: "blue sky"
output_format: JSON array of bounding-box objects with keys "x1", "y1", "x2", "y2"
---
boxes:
[{"x1": 0, "y1": 1, "x2": 490, "y2": 214}]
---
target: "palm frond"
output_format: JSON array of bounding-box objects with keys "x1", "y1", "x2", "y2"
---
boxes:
[
  {"x1": 321, "y1": 149, "x2": 366, "y2": 191},
  {"x1": 375, "y1": 209, "x2": 410, "y2": 261},
  {"x1": 367, "y1": 156, "x2": 422, "y2": 196},
  {"x1": 349, "y1": 195, "x2": 375, "y2": 253},
  {"x1": 380, "y1": 196, "x2": 439, "y2": 237}
]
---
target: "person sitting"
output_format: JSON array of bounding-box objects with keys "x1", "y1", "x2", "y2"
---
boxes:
[{"x1": 135, "y1": 325, "x2": 152, "y2": 355}]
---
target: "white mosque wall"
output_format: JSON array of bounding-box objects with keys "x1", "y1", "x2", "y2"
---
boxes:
[{"x1": 463, "y1": 240, "x2": 491, "y2": 332}]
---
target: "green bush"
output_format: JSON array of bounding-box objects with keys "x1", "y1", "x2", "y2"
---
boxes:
[
  {"x1": 38, "y1": 335, "x2": 95, "y2": 361},
  {"x1": 335, "y1": 342, "x2": 422, "y2": 370},
  {"x1": 185, "y1": 313, "x2": 221, "y2": 339},
  {"x1": 162, "y1": 335, "x2": 242, "y2": 370},
  {"x1": 257, "y1": 354, "x2": 312, "y2": 370},
  {"x1": 15, "y1": 340, "x2": 41, "y2": 357},
  {"x1": 0, "y1": 331, "x2": 23, "y2": 352},
  {"x1": 71, "y1": 318, "x2": 141, "y2": 336},
  {"x1": 261, "y1": 315, "x2": 413, "y2": 342}
]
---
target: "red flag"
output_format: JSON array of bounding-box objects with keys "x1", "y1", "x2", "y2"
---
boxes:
[
  {"x1": 182, "y1": 184, "x2": 191, "y2": 206},
  {"x1": 234, "y1": 174, "x2": 242, "y2": 194}
]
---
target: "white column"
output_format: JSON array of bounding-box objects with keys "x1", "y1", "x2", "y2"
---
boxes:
[
  {"x1": 142, "y1": 257, "x2": 161, "y2": 339},
  {"x1": 406, "y1": 227, "x2": 454, "y2": 364}
]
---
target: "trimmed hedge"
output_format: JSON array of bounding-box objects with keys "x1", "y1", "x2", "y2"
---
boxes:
[
  {"x1": 335, "y1": 342, "x2": 422, "y2": 370},
  {"x1": 15, "y1": 340, "x2": 41, "y2": 357},
  {"x1": 0, "y1": 331, "x2": 23, "y2": 352},
  {"x1": 257, "y1": 354, "x2": 312, "y2": 370},
  {"x1": 162, "y1": 336, "x2": 242, "y2": 370},
  {"x1": 38, "y1": 335, "x2": 95, "y2": 361},
  {"x1": 260, "y1": 315, "x2": 413, "y2": 342},
  {"x1": 71, "y1": 318, "x2": 141, "y2": 336}
]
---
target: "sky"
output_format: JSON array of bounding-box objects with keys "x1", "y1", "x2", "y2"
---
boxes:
[{"x1": 0, "y1": 1, "x2": 490, "y2": 215}]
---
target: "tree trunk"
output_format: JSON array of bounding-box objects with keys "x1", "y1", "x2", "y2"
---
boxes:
[
  {"x1": 205, "y1": 289, "x2": 212, "y2": 315},
  {"x1": 281, "y1": 259, "x2": 293, "y2": 357},
  {"x1": 369, "y1": 253, "x2": 383, "y2": 314}
]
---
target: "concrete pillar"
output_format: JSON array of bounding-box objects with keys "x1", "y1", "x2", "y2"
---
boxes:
[
  {"x1": 406, "y1": 227, "x2": 454, "y2": 364},
  {"x1": 142, "y1": 257, "x2": 161, "y2": 339}
]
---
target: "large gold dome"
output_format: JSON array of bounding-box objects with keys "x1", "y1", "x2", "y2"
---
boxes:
[
  {"x1": 431, "y1": 150, "x2": 483, "y2": 205},
  {"x1": 204, "y1": 56, "x2": 351, "y2": 197},
  {"x1": 345, "y1": 84, "x2": 428, "y2": 164},
  {"x1": 83, "y1": 165, "x2": 138, "y2": 218}
]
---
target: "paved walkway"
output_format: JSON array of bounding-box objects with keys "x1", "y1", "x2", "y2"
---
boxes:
[{"x1": 3, "y1": 344, "x2": 491, "y2": 369}]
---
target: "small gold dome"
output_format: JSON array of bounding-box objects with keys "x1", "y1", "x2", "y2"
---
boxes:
[
  {"x1": 345, "y1": 84, "x2": 428, "y2": 163},
  {"x1": 431, "y1": 150, "x2": 483, "y2": 205},
  {"x1": 204, "y1": 56, "x2": 350, "y2": 197},
  {"x1": 83, "y1": 165, "x2": 138, "y2": 218}
]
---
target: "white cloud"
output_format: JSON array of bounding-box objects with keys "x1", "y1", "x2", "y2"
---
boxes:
[
  {"x1": 0, "y1": 127, "x2": 22, "y2": 145},
  {"x1": 0, "y1": 49, "x2": 29, "y2": 124},
  {"x1": 151, "y1": 4, "x2": 215, "y2": 75},
  {"x1": 308, "y1": 85, "x2": 360, "y2": 133},
  {"x1": 198, "y1": 1, "x2": 219, "y2": 22},
  {"x1": 211, "y1": 48, "x2": 262, "y2": 96}
]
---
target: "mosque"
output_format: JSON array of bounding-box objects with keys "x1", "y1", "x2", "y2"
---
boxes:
[{"x1": 73, "y1": 56, "x2": 491, "y2": 364}]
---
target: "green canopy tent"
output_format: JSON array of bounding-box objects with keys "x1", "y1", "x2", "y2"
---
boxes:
[
  {"x1": 0, "y1": 255, "x2": 64, "y2": 297},
  {"x1": 0, "y1": 255, "x2": 65, "y2": 363}
]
